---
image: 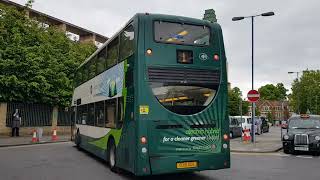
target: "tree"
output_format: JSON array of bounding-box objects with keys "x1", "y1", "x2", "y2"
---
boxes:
[
  {"x1": 255, "y1": 106, "x2": 261, "y2": 116},
  {"x1": 290, "y1": 70, "x2": 320, "y2": 114},
  {"x1": 228, "y1": 87, "x2": 250, "y2": 116},
  {"x1": 258, "y1": 83, "x2": 288, "y2": 101},
  {"x1": 25, "y1": 0, "x2": 35, "y2": 8},
  {"x1": 267, "y1": 112, "x2": 274, "y2": 126},
  {"x1": 276, "y1": 83, "x2": 288, "y2": 100},
  {"x1": 241, "y1": 100, "x2": 249, "y2": 115},
  {"x1": 0, "y1": 4, "x2": 96, "y2": 106}
]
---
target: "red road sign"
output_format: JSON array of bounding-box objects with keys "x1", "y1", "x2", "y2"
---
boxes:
[{"x1": 247, "y1": 90, "x2": 260, "y2": 103}]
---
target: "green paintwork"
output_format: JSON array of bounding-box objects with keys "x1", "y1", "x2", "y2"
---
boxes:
[
  {"x1": 89, "y1": 129, "x2": 123, "y2": 150},
  {"x1": 88, "y1": 60, "x2": 129, "y2": 150},
  {"x1": 76, "y1": 13, "x2": 229, "y2": 176}
]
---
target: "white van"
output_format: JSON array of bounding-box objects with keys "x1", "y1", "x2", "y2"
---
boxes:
[{"x1": 231, "y1": 116, "x2": 257, "y2": 133}]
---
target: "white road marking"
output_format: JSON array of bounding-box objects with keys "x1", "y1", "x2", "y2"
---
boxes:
[
  {"x1": 0, "y1": 141, "x2": 71, "y2": 150},
  {"x1": 296, "y1": 155, "x2": 313, "y2": 159},
  {"x1": 232, "y1": 152, "x2": 319, "y2": 159}
]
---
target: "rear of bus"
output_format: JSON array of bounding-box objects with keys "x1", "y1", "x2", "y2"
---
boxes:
[{"x1": 135, "y1": 14, "x2": 229, "y2": 175}]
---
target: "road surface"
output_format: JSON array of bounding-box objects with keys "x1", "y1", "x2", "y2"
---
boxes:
[{"x1": 0, "y1": 142, "x2": 319, "y2": 180}]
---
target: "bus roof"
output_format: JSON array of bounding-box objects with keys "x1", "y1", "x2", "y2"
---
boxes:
[{"x1": 77, "y1": 13, "x2": 221, "y2": 69}]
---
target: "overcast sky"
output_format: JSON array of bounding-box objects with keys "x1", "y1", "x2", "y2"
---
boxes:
[{"x1": 12, "y1": 0, "x2": 320, "y2": 97}]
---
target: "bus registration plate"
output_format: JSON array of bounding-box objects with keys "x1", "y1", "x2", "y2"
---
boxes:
[{"x1": 176, "y1": 161, "x2": 198, "y2": 169}]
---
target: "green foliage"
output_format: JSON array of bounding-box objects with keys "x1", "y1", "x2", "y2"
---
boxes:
[
  {"x1": 267, "y1": 112, "x2": 274, "y2": 125},
  {"x1": 290, "y1": 70, "x2": 320, "y2": 114},
  {"x1": 25, "y1": 0, "x2": 35, "y2": 8},
  {"x1": 255, "y1": 106, "x2": 261, "y2": 116},
  {"x1": 0, "y1": 4, "x2": 96, "y2": 106},
  {"x1": 228, "y1": 87, "x2": 249, "y2": 116},
  {"x1": 258, "y1": 83, "x2": 288, "y2": 101},
  {"x1": 241, "y1": 100, "x2": 249, "y2": 115}
]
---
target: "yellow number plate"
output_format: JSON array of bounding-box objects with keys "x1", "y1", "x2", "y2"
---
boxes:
[{"x1": 176, "y1": 161, "x2": 198, "y2": 169}]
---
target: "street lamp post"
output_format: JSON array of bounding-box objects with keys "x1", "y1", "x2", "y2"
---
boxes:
[
  {"x1": 288, "y1": 71, "x2": 300, "y2": 114},
  {"x1": 232, "y1": 11, "x2": 275, "y2": 143}
]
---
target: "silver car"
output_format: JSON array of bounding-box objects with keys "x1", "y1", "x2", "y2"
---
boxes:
[{"x1": 229, "y1": 117, "x2": 242, "y2": 138}]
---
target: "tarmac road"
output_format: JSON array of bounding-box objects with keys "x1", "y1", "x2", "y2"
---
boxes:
[{"x1": 0, "y1": 142, "x2": 319, "y2": 180}]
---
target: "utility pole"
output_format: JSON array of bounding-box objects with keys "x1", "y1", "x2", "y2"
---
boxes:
[
  {"x1": 232, "y1": 11, "x2": 275, "y2": 143},
  {"x1": 288, "y1": 71, "x2": 300, "y2": 114}
]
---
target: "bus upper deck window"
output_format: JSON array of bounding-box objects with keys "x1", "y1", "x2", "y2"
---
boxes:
[{"x1": 154, "y1": 21, "x2": 210, "y2": 46}]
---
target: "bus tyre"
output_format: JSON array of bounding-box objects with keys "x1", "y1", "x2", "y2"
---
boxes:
[
  {"x1": 75, "y1": 130, "x2": 81, "y2": 149},
  {"x1": 107, "y1": 139, "x2": 117, "y2": 172}
]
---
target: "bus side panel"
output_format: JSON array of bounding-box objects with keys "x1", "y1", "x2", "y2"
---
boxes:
[{"x1": 115, "y1": 55, "x2": 137, "y2": 172}]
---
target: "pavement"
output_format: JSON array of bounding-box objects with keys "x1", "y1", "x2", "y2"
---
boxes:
[
  {"x1": 0, "y1": 142, "x2": 319, "y2": 180},
  {"x1": 230, "y1": 126, "x2": 283, "y2": 153},
  {"x1": 0, "y1": 135, "x2": 71, "y2": 147}
]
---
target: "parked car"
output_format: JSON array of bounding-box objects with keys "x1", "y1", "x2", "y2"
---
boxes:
[
  {"x1": 260, "y1": 117, "x2": 270, "y2": 133},
  {"x1": 255, "y1": 117, "x2": 262, "y2": 135},
  {"x1": 229, "y1": 117, "x2": 242, "y2": 139},
  {"x1": 231, "y1": 116, "x2": 257, "y2": 134},
  {"x1": 282, "y1": 114, "x2": 320, "y2": 155}
]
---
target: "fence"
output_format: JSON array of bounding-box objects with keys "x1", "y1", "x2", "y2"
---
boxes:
[
  {"x1": 6, "y1": 102, "x2": 52, "y2": 127},
  {"x1": 57, "y1": 107, "x2": 73, "y2": 126},
  {"x1": 5, "y1": 102, "x2": 74, "y2": 127}
]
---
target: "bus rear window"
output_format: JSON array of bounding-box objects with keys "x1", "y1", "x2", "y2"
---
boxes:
[{"x1": 154, "y1": 21, "x2": 210, "y2": 46}]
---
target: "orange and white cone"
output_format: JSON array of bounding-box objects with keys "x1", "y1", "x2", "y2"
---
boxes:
[
  {"x1": 51, "y1": 128, "x2": 58, "y2": 141},
  {"x1": 242, "y1": 128, "x2": 251, "y2": 142},
  {"x1": 31, "y1": 130, "x2": 38, "y2": 143}
]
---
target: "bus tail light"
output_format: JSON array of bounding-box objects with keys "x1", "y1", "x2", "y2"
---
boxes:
[
  {"x1": 223, "y1": 134, "x2": 229, "y2": 141},
  {"x1": 213, "y1": 54, "x2": 219, "y2": 61},
  {"x1": 141, "y1": 136, "x2": 147, "y2": 144}
]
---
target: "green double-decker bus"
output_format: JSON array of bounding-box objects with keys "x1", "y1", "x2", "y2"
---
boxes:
[{"x1": 72, "y1": 13, "x2": 229, "y2": 176}]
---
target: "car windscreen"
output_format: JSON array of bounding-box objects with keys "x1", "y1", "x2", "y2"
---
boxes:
[
  {"x1": 154, "y1": 21, "x2": 210, "y2": 46},
  {"x1": 288, "y1": 119, "x2": 320, "y2": 129}
]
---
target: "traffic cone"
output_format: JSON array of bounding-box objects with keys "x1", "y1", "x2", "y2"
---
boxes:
[
  {"x1": 31, "y1": 130, "x2": 38, "y2": 143},
  {"x1": 51, "y1": 128, "x2": 58, "y2": 141},
  {"x1": 242, "y1": 128, "x2": 251, "y2": 143}
]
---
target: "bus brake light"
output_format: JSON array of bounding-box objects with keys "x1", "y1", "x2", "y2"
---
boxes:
[
  {"x1": 223, "y1": 134, "x2": 229, "y2": 141},
  {"x1": 141, "y1": 136, "x2": 147, "y2": 144},
  {"x1": 214, "y1": 54, "x2": 219, "y2": 61}
]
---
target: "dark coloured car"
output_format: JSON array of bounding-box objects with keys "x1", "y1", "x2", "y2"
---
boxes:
[
  {"x1": 260, "y1": 117, "x2": 270, "y2": 133},
  {"x1": 229, "y1": 117, "x2": 242, "y2": 139},
  {"x1": 282, "y1": 115, "x2": 320, "y2": 155}
]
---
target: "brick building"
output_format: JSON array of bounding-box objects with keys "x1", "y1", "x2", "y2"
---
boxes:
[{"x1": 248, "y1": 100, "x2": 291, "y2": 121}]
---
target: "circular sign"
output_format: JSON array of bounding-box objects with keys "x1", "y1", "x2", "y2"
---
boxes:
[
  {"x1": 247, "y1": 90, "x2": 260, "y2": 103},
  {"x1": 199, "y1": 53, "x2": 208, "y2": 61}
]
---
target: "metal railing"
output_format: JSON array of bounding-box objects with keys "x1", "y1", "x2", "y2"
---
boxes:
[
  {"x1": 57, "y1": 107, "x2": 73, "y2": 126},
  {"x1": 6, "y1": 102, "x2": 52, "y2": 127}
]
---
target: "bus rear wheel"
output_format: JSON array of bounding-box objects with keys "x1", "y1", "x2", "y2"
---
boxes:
[{"x1": 107, "y1": 139, "x2": 117, "y2": 172}]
